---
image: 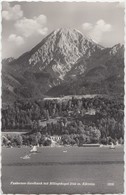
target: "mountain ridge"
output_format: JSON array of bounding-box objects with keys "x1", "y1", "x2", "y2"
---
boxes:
[{"x1": 2, "y1": 28, "x2": 124, "y2": 102}]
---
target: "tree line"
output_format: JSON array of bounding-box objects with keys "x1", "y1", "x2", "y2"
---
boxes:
[{"x1": 2, "y1": 96, "x2": 124, "y2": 145}]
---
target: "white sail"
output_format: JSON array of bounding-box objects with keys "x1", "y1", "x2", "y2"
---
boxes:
[
  {"x1": 30, "y1": 146, "x2": 37, "y2": 152},
  {"x1": 109, "y1": 143, "x2": 115, "y2": 149}
]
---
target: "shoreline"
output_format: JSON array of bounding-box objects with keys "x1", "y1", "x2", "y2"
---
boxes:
[{"x1": 2, "y1": 144, "x2": 123, "y2": 149}]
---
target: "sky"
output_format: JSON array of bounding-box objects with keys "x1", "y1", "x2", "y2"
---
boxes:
[{"x1": 1, "y1": 1, "x2": 125, "y2": 59}]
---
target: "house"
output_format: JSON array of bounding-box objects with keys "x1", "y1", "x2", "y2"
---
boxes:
[{"x1": 85, "y1": 109, "x2": 96, "y2": 115}]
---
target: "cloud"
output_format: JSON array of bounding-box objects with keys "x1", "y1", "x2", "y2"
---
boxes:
[
  {"x1": 2, "y1": 2, "x2": 23, "y2": 21},
  {"x1": 82, "y1": 22, "x2": 93, "y2": 31},
  {"x1": 8, "y1": 34, "x2": 24, "y2": 46},
  {"x1": 95, "y1": 20, "x2": 112, "y2": 32},
  {"x1": 15, "y1": 15, "x2": 48, "y2": 37},
  {"x1": 82, "y1": 19, "x2": 112, "y2": 42}
]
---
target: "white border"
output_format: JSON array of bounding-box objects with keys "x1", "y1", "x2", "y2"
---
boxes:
[{"x1": 0, "y1": 1, "x2": 125, "y2": 195}]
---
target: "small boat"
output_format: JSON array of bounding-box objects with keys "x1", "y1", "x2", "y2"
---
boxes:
[
  {"x1": 20, "y1": 154, "x2": 31, "y2": 159},
  {"x1": 109, "y1": 143, "x2": 115, "y2": 149},
  {"x1": 63, "y1": 150, "x2": 67, "y2": 153},
  {"x1": 30, "y1": 146, "x2": 38, "y2": 153}
]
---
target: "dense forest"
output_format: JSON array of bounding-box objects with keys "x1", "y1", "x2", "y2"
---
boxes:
[{"x1": 2, "y1": 96, "x2": 124, "y2": 146}]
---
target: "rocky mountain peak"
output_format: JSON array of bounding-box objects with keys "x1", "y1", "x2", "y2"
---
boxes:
[
  {"x1": 2, "y1": 57, "x2": 15, "y2": 65},
  {"x1": 28, "y1": 28, "x2": 103, "y2": 80},
  {"x1": 2, "y1": 28, "x2": 124, "y2": 102},
  {"x1": 109, "y1": 43, "x2": 124, "y2": 56}
]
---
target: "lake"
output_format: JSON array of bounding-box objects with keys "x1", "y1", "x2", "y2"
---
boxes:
[{"x1": 2, "y1": 146, "x2": 124, "y2": 194}]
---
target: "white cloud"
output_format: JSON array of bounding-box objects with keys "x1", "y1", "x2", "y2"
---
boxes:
[
  {"x1": 95, "y1": 20, "x2": 112, "y2": 32},
  {"x1": 8, "y1": 34, "x2": 24, "y2": 46},
  {"x1": 15, "y1": 15, "x2": 48, "y2": 37},
  {"x1": 82, "y1": 19, "x2": 112, "y2": 43},
  {"x1": 2, "y1": 2, "x2": 23, "y2": 21},
  {"x1": 82, "y1": 22, "x2": 93, "y2": 31}
]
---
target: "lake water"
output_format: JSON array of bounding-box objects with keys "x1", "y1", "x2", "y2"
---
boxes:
[{"x1": 2, "y1": 146, "x2": 124, "y2": 194}]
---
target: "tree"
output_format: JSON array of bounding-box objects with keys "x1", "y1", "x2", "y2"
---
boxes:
[
  {"x1": 61, "y1": 134, "x2": 71, "y2": 145},
  {"x1": 100, "y1": 137, "x2": 107, "y2": 145},
  {"x1": 44, "y1": 138, "x2": 51, "y2": 146},
  {"x1": 16, "y1": 135, "x2": 23, "y2": 146},
  {"x1": 30, "y1": 134, "x2": 38, "y2": 145},
  {"x1": 90, "y1": 127, "x2": 101, "y2": 143},
  {"x1": 107, "y1": 117, "x2": 116, "y2": 138},
  {"x1": 78, "y1": 134, "x2": 89, "y2": 145},
  {"x1": 36, "y1": 132, "x2": 42, "y2": 144}
]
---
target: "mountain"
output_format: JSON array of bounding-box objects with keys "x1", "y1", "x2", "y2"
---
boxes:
[
  {"x1": 2, "y1": 57, "x2": 15, "y2": 65},
  {"x1": 2, "y1": 28, "x2": 124, "y2": 103},
  {"x1": 46, "y1": 43, "x2": 124, "y2": 96}
]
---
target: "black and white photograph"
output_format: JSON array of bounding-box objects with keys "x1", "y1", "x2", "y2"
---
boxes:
[{"x1": 1, "y1": 1, "x2": 125, "y2": 194}]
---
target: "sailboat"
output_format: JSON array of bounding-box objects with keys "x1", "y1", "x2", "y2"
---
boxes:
[
  {"x1": 30, "y1": 145, "x2": 38, "y2": 153},
  {"x1": 109, "y1": 142, "x2": 115, "y2": 149}
]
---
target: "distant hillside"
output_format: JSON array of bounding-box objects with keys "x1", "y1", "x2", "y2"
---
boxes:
[{"x1": 46, "y1": 43, "x2": 124, "y2": 96}]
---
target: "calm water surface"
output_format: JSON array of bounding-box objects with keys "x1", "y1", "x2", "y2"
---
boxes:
[{"x1": 2, "y1": 146, "x2": 124, "y2": 194}]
